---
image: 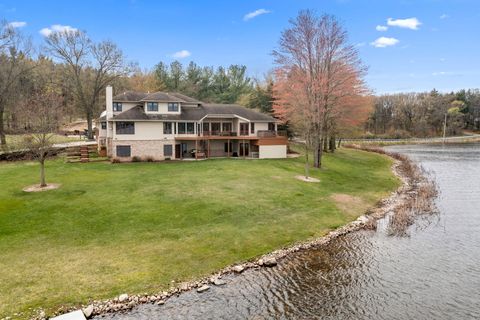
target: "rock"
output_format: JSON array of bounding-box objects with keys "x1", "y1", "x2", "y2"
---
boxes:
[
  {"x1": 196, "y1": 285, "x2": 210, "y2": 293},
  {"x1": 263, "y1": 257, "x2": 277, "y2": 267},
  {"x1": 213, "y1": 278, "x2": 226, "y2": 286},
  {"x1": 180, "y1": 283, "x2": 189, "y2": 291},
  {"x1": 357, "y1": 215, "x2": 369, "y2": 223},
  {"x1": 118, "y1": 294, "x2": 129, "y2": 302},
  {"x1": 232, "y1": 265, "x2": 244, "y2": 273},
  {"x1": 82, "y1": 305, "x2": 94, "y2": 318},
  {"x1": 258, "y1": 259, "x2": 264, "y2": 266},
  {"x1": 156, "y1": 300, "x2": 165, "y2": 305}
]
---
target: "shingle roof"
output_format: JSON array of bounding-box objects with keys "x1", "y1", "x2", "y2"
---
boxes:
[
  {"x1": 141, "y1": 92, "x2": 186, "y2": 102},
  {"x1": 111, "y1": 104, "x2": 276, "y2": 122},
  {"x1": 113, "y1": 91, "x2": 149, "y2": 102}
]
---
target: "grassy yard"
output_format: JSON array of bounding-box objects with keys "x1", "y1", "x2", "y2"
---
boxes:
[
  {"x1": 4, "y1": 134, "x2": 82, "y2": 146},
  {"x1": 0, "y1": 148, "x2": 399, "y2": 318}
]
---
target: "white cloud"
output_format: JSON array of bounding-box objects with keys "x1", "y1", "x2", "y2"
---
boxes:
[
  {"x1": 171, "y1": 50, "x2": 191, "y2": 59},
  {"x1": 376, "y1": 25, "x2": 388, "y2": 32},
  {"x1": 440, "y1": 14, "x2": 449, "y2": 19},
  {"x1": 370, "y1": 37, "x2": 400, "y2": 48},
  {"x1": 243, "y1": 9, "x2": 271, "y2": 21},
  {"x1": 8, "y1": 21, "x2": 26, "y2": 28},
  {"x1": 387, "y1": 17, "x2": 421, "y2": 30},
  {"x1": 39, "y1": 24, "x2": 78, "y2": 37}
]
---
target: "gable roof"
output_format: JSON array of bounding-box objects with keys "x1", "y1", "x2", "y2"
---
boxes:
[{"x1": 112, "y1": 104, "x2": 276, "y2": 122}]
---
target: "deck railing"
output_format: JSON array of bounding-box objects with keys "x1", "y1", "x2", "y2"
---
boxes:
[{"x1": 257, "y1": 130, "x2": 287, "y2": 138}]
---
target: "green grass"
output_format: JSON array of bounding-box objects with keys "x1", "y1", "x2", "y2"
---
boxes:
[
  {"x1": 5, "y1": 134, "x2": 82, "y2": 146},
  {"x1": 0, "y1": 148, "x2": 399, "y2": 318}
]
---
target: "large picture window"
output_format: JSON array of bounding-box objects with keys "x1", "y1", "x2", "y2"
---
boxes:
[
  {"x1": 251, "y1": 123, "x2": 255, "y2": 134},
  {"x1": 187, "y1": 123, "x2": 194, "y2": 134},
  {"x1": 116, "y1": 145, "x2": 131, "y2": 157},
  {"x1": 168, "y1": 102, "x2": 179, "y2": 112},
  {"x1": 164, "y1": 144, "x2": 173, "y2": 156},
  {"x1": 147, "y1": 102, "x2": 158, "y2": 112},
  {"x1": 113, "y1": 102, "x2": 122, "y2": 112},
  {"x1": 178, "y1": 122, "x2": 186, "y2": 134},
  {"x1": 163, "y1": 122, "x2": 173, "y2": 134},
  {"x1": 116, "y1": 122, "x2": 135, "y2": 134},
  {"x1": 222, "y1": 122, "x2": 232, "y2": 132}
]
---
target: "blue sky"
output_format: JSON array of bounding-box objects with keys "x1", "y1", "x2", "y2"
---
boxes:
[{"x1": 1, "y1": 0, "x2": 479, "y2": 94}]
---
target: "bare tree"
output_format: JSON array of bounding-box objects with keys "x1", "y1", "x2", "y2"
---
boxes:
[
  {"x1": 20, "y1": 91, "x2": 64, "y2": 187},
  {"x1": 0, "y1": 20, "x2": 35, "y2": 146},
  {"x1": 44, "y1": 30, "x2": 128, "y2": 139},
  {"x1": 273, "y1": 10, "x2": 366, "y2": 168}
]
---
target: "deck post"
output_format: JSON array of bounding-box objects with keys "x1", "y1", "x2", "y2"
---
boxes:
[
  {"x1": 227, "y1": 139, "x2": 230, "y2": 158},
  {"x1": 195, "y1": 139, "x2": 198, "y2": 160},
  {"x1": 243, "y1": 139, "x2": 245, "y2": 159},
  {"x1": 208, "y1": 139, "x2": 210, "y2": 158}
]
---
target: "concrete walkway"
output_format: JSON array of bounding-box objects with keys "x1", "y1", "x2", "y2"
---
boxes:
[{"x1": 51, "y1": 310, "x2": 86, "y2": 320}]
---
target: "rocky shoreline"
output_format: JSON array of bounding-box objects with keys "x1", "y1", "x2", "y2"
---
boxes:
[{"x1": 30, "y1": 148, "x2": 417, "y2": 320}]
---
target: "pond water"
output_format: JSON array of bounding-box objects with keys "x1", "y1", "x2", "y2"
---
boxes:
[{"x1": 97, "y1": 143, "x2": 480, "y2": 320}]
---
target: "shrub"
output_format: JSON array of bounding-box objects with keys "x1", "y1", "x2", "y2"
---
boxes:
[
  {"x1": 111, "y1": 158, "x2": 121, "y2": 164},
  {"x1": 145, "y1": 156, "x2": 154, "y2": 162},
  {"x1": 131, "y1": 156, "x2": 142, "y2": 162}
]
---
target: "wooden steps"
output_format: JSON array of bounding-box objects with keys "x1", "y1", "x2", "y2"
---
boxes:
[{"x1": 65, "y1": 144, "x2": 98, "y2": 163}]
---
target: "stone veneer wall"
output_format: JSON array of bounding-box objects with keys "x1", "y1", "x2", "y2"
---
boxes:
[{"x1": 111, "y1": 140, "x2": 175, "y2": 161}]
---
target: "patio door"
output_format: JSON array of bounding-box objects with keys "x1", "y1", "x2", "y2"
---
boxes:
[
  {"x1": 175, "y1": 144, "x2": 181, "y2": 159},
  {"x1": 239, "y1": 142, "x2": 249, "y2": 156}
]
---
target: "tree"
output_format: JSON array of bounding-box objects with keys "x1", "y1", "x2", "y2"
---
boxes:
[
  {"x1": 273, "y1": 10, "x2": 366, "y2": 168},
  {"x1": 20, "y1": 91, "x2": 63, "y2": 187},
  {"x1": 0, "y1": 20, "x2": 35, "y2": 146},
  {"x1": 45, "y1": 30, "x2": 128, "y2": 139}
]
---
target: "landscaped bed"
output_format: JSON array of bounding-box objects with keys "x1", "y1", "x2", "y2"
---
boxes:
[{"x1": 0, "y1": 147, "x2": 400, "y2": 318}]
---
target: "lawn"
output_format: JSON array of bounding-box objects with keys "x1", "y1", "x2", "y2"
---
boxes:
[
  {"x1": 4, "y1": 134, "x2": 82, "y2": 146},
  {"x1": 0, "y1": 147, "x2": 399, "y2": 318}
]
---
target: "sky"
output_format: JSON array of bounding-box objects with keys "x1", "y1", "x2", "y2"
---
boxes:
[{"x1": 1, "y1": 0, "x2": 479, "y2": 94}]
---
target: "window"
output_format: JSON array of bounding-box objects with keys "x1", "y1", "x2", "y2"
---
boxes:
[
  {"x1": 187, "y1": 123, "x2": 194, "y2": 134},
  {"x1": 211, "y1": 123, "x2": 220, "y2": 134},
  {"x1": 268, "y1": 122, "x2": 275, "y2": 131},
  {"x1": 101, "y1": 122, "x2": 107, "y2": 130},
  {"x1": 224, "y1": 142, "x2": 233, "y2": 153},
  {"x1": 147, "y1": 102, "x2": 158, "y2": 112},
  {"x1": 203, "y1": 122, "x2": 209, "y2": 133},
  {"x1": 116, "y1": 145, "x2": 131, "y2": 157},
  {"x1": 251, "y1": 123, "x2": 255, "y2": 134},
  {"x1": 168, "y1": 102, "x2": 179, "y2": 112},
  {"x1": 240, "y1": 123, "x2": 249, "y2": 135},
  {"x1": 164, "y1": 144, "x2": 173, "y2": 156},
  {"x1": 113, "y1": 102, "x2": 122, "y2": 112},
  {"x1": 222, "y1": 122, "x2": 232, "y2": 133},
  {"x1": 178, "y1": 122, "x2": 186, "y2": 134},
  {"x1": 163, "y1": 122, "x2": 173, "y2": 134},
  {"x1": 116, "y1": 122, "x2": 135, "y2": 134}
]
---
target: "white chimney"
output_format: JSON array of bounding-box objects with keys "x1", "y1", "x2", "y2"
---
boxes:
[{"x1": 106, "y1": 85, "x2": 113, "y2": 120}]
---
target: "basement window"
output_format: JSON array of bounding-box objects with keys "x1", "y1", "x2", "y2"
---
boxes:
[{"x1": 116, "y1": 145, "x2": 131, "y2": 157}]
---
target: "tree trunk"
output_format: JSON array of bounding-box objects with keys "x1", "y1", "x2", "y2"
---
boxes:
[
  {"x1": 0, "y1": 108, "x2": 6, "y2": 146},
  {"x1": 40, "y1": 158, "x2": 47, "y2": 187},
  {"x1": 323, "y1": 136, "x2": 328, "y2": 152},
  {"x1": 87, "y1": 113, "x2": 93, "y2": 140},
  {"x1": 304, "y1": 142, "x2": 310, "y2": 179},
  {"x1": 313, "y1": 136, "x2": 322, "y2": 168},
  {"x1": 86, "y1": 111, "x2": 94, "y2": 140},
  {"x1": 329, "y1": 135, "x2": 336, "y2": 152}
]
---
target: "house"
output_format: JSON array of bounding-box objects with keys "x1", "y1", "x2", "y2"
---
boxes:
[{"x1": 97, "y1": 86, "x2": 287, "y2": 161}]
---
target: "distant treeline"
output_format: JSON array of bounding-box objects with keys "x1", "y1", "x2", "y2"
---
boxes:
[{"x1": 365, "y1": 89, "x2": 480, "y2": 138}]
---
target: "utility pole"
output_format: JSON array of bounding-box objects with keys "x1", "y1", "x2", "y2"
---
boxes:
[{"x1": 442, "y1": 113, "x2": 447, "y2": 143}]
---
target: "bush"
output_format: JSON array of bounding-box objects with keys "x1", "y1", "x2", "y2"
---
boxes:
[
  {"x1": 111, "y1": 158, "x2": 121, "y2": 164},
  {"x1": 131, "y1": 156, "x2": 142, "y2": 162},
  {"x1": 145, "y1": 156, "x2": 154, "y2": 162}
]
